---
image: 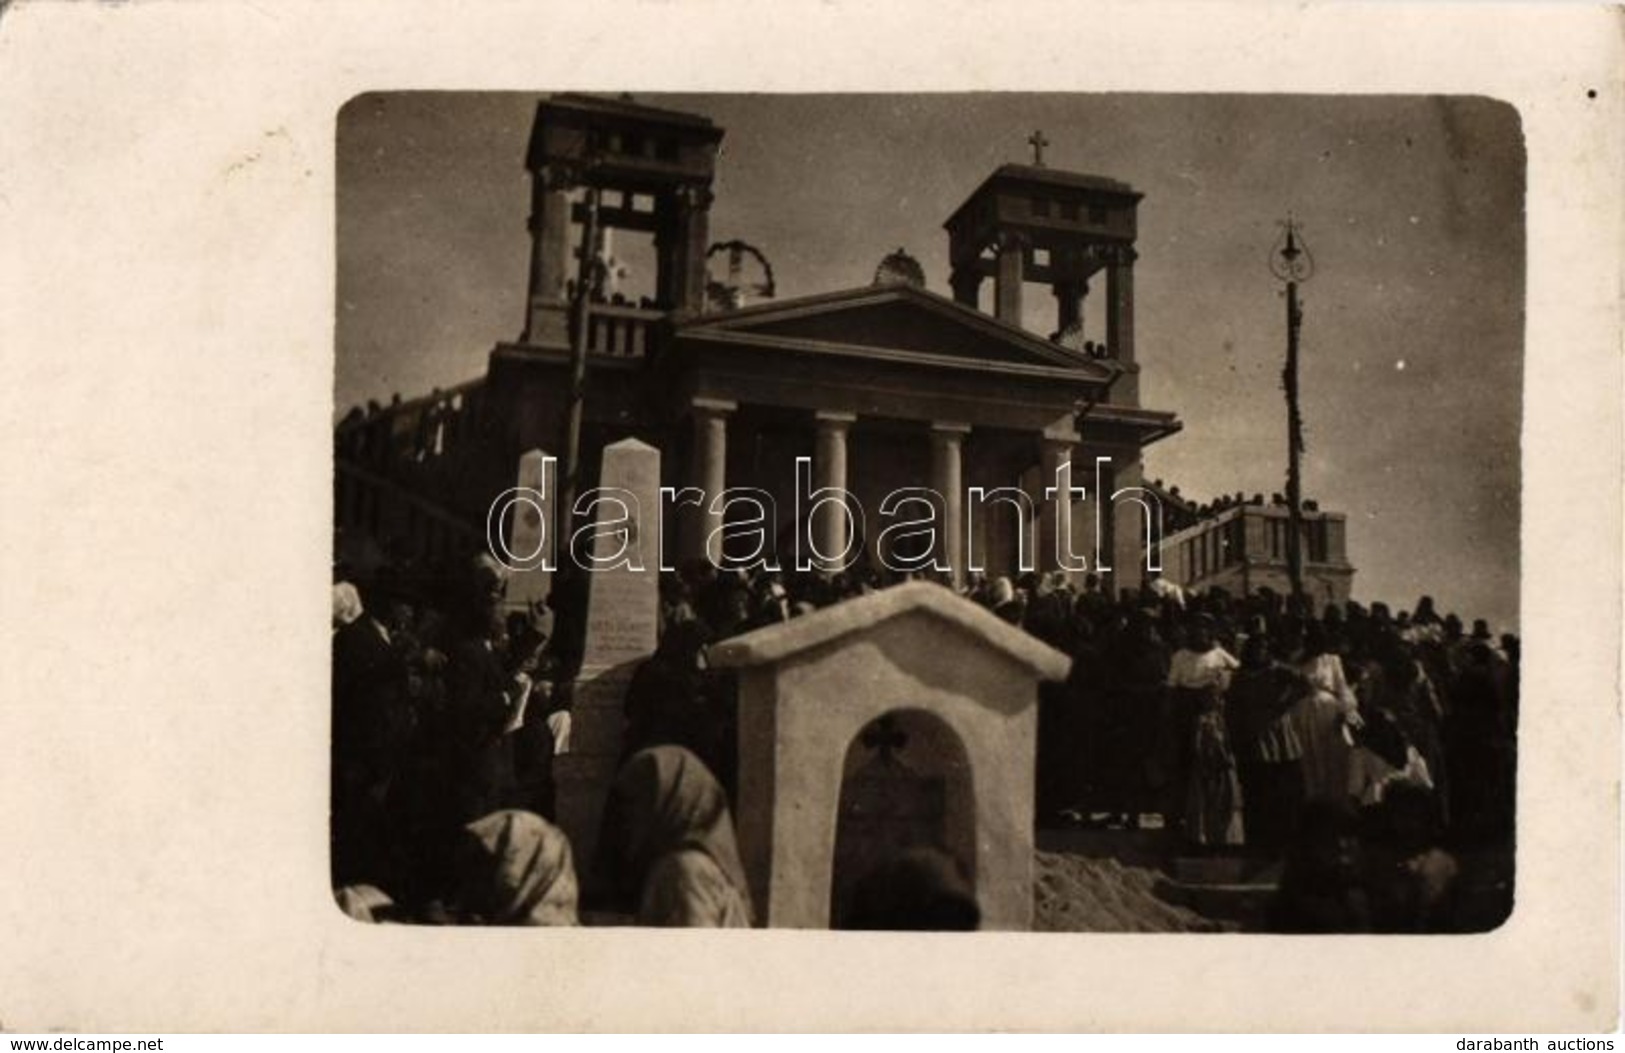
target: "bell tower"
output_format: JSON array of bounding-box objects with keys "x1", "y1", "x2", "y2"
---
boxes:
[
  {"x1": 521, "y1": 94, "x2": 724, "y2": 346},
  {"x1": 943, "y1": 154, "x2": 1143, "y2": 401}
]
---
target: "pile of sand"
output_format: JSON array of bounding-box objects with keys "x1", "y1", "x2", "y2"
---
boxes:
[{"x1": 1033, "y1": 851, "x2": 1230, "y2": 933}]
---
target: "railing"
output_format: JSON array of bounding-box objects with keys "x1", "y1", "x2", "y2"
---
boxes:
[
  {"x1": 1160, "y1": 506, "x2": 1246, "y2": 587},
  {"x1": 1159, "y1": 504, "x2": 1347, "y2": 589},
  {"x1": 584, "y1": 303, "x2": 660, "y2": 358}
]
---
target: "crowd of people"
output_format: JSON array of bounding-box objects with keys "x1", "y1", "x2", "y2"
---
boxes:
[
  {"x1": 332, "y1": 545, "x2": 1518, "y2": 933},
  {"x1": 971, "y1": 565, "x2": 1517, "y2": 933},
  {"x1": 1147, "y1": 480, "x2": 1327, "y2": 535},
  {"x1": 1026, "y1": 571, "x2": 1515, "y2": 932},
  {"x1": 330, "y1": 554, "x2": 980, "y2": 930}
]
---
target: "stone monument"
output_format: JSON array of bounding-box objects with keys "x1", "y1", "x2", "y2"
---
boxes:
[
  {"x1": 709, "y1": 581, "x2": 1071, "y2": 930},
  {"x1": 551, "y1": 437, "x2": 662, "y2": 869}
]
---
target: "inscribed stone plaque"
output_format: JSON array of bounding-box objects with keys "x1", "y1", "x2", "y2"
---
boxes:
[{"x1": 554, "y1": 437, "x2": 661, "y2": 867}]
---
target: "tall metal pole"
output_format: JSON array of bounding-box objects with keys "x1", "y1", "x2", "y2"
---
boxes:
[
  {"x1": 1270, "y1": 217, "x2": 1314, "y2": 612},
  {"x1": 1284, "y1": 279, "x2": 1305, "y2": 605},
  {"x1": 558, "y1": 184, "x2": 601, "y2": 557}
]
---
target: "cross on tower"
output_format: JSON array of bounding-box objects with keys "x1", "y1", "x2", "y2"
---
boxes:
[{"x1": 1028, "y1": 129, "x2": 1050, "y2": 167}]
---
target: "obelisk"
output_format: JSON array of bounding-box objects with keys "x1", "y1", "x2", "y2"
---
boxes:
[{"x1": 552, "y1": 438, "x2": 661, "y2": 869}]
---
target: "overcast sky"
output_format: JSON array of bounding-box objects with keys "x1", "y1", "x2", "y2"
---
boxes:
[{"x1": 336, "y1": 92, "x2": 1524, "y2": 631}]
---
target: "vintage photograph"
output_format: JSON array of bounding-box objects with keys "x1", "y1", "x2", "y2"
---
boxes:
[{"x1": 330, "y1": 92, "x2": 1522, "y2": 934}]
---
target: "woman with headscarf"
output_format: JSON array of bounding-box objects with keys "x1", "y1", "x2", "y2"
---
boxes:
[
  {"x1": 331, "y1": 581, "x2": 410, "y2": 889},
  {"x1": 591, "y1": 746, "x2": 753, "y2": 928},
  {"x1": 1288, "y1": 622, "x2": 1363, "y2": 804},
  {"x1": 1163, "y1": 614, "x2": 1240, "y2": 839},
  {"x1": 334, "y1": 883, "x2": 399, "y2": 924},
  {"x1": 450, "y1": 810, "x2": 579, "y2": 926}
]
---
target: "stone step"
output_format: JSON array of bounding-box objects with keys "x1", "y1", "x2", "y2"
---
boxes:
[
  {"x1": 1156, "y1": 878, "x2": 1278, "y2": 931},
  {"x1": 1171, "y1": 854, "x2": 1283, "y2": 886},
  {"x1": 1035, "y1": 827, "x2": 1169, "y2": 867}
]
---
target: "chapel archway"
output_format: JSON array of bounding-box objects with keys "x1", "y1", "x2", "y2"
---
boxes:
[{"x1": 829, "y1": 708, "x2": 976, "y2": 928}]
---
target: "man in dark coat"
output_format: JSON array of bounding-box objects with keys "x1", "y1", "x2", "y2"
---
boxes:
[{"x1": 331, "y1": 582, "x2": 411, "y2": 889}]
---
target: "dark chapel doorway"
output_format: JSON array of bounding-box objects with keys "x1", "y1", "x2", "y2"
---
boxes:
[{"x1": 829, "y1": 708, "x2": 977, "y2": 928}]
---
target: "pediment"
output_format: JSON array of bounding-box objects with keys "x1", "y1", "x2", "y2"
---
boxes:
[
  {"x1": 677, "y1": 285, "x2": 1117, "y2": 380},
  {"x1": 709, "y1": 581, "x2": 1072, "y2": 684}
]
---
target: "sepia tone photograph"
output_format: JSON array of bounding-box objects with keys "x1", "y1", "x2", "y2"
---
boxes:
[
  {"x1": 331, "y1": 91, "x2": 1522, "y2": 935},
  {"x1": 1, "y1": 0, "x2": 1620, "y2": 1035}
]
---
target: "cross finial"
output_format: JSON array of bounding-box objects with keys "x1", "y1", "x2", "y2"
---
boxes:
[
  {"x1": 1028, "y1": 129, "x2": 1050, "y2": 166},
  {"x1": 1269, "y1": 214, "x2": 1315, "y2": 284}
]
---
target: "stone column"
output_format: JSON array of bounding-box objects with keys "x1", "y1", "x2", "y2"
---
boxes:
[
  {"x1": 673, "y1": 183, "x2": 715, "y2": 314},
  {"x1": 524, "y1": 165, "x2": 575, "y2": 345},
  {"x1": 994, "y1": 233, "x2": 1026, "y2": 326},
  {"x1": 1106, "y1": 246, "x2": 1137, "y2": 398},
  {"x1": 1038, "y1": 435, "x2": 1076, "y2": 579},
  {"x1": 930, "y1": 422, "x2": 971, "y2": 585},
  {"x1": 813, "y1": 411, "x2": 857, "y2": 565},
  {"x1": 686, "y1": 397, "x2": 734, "y2": 565}
]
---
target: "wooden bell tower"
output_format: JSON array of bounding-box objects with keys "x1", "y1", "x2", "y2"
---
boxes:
[
  {"x1": 521, "y1": 94, "x2": 725, "y2": 346},
  {"x1": 943, "y1": 151, "x2": 1143, "y2": 401}
]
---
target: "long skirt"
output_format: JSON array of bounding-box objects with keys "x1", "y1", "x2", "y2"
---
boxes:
[
  {"x1": 1290, "y1": 693, "x2": 1353, "y2": 804},
  {"x1": 1185, "y1": 711, "x2": 1245, "y2": 847},
  {"x1": 1154, "y1": 688, "x2": 1206, "y2": 822}
]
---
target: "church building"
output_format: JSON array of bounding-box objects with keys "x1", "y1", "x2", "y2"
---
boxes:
[{"x1": 334, "y1": 92, "x2": 1353, "y2": 603}]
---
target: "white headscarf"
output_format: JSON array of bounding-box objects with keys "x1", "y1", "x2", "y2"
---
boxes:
[
  {"x1": 332, "y1": 582, "x2": 364, "y2": 628},
  {"x1": 335, "y1": 883, "x2": 394, "y2": 923},
  {"x1": 458, "y1": 811, "x2": 580, "y2": 926}
]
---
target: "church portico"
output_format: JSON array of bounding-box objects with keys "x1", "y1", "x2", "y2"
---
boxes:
[
  {"x1": 641, "y1": 269, "x2": 1177, "y2": 581},
  {"x1": 657, "y1": 388, "x2": 1161, "y2": 584}
]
